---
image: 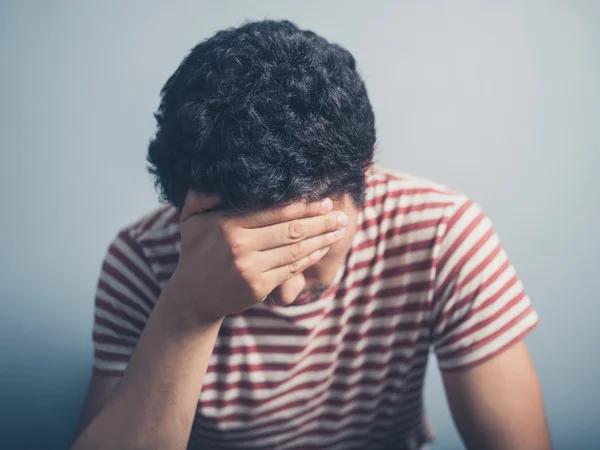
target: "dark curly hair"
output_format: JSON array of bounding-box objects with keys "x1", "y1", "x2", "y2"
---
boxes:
[{"x1": 147, "y1": 20, "x2": 376, "y2": 211}]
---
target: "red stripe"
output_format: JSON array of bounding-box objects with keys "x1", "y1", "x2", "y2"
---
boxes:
[
  {"x1": 94, "y1": 349, "x2": 130, "y2": 363},
  {"x1": 441, "y1": 317, "x2": 538, "y2": 372},
  {"x1": 101, "y1": 262, "x2": 155, "y2": 311},
  {"x1": 443, "y1": 199, "x2": 473, "y2": 237},
  {"x1": 360, "y1": 216, "x2": 441, "y2": 236},
  {"x1": 362, "y1": 201, "x2": 453, "y2": 221},
  {"x1": 202, "y1": 357, "x2": 425, "y2": 411},
  {"x1": 135, "y1": 205, "x2": 172, "y2": 234},
  {"x1": 434, "y1": 215, "x2": 491, "y2": 300},
  {"x1": 354, "y1": 235, "x2": 436, "y2": 259},
  {"x1": 435, "y1": 201, "x2": 475, "y2": 271},
  {"x1": 197, "y1": 392, "x2": 424, "y2": 446},
  {"x1": 200, "y1": 374, "x2": 425, "y2": 427},
  {"x1": 138, "y1": 233, "x2": 180, "y2": 248},
  {"x1": 93, "y1": 331, "x2": 135, "y2": 347},
  {"x1": 436, "y1": 274, "x2": 521, "y2": 347},
  {"x1": 363, "y1": 186, "x2": 453, "y2": 204},
  {"x1": 197, "y1": 383, "x2": 425, "y2": 447},
  {"x1": 206, "y1": 348, "x2": 422, "y2": 377},
  {"x1": 214, "y1": 316, "x2": 426, "y2": 340},
  {"x1": 145, "y1": 252, "x2": 180, "y2": 265},
  {"x1": 205, "y1": 344, "x2": 429, "y2": 391},
  {"x1": 282, "y1": 403, "x2": 424, "y2": 449},
  {"x1": 94, "y1": 314, "x2": 140, "y2": 339},
  {"x1": 95, "y1": 297, "x2": 147, "y2": 331},
  {"x1": 245, "y1": 278, "x2": 432, "y2": 324},
  {"x1": 456, "y1": 242, "x2": 503, "y2": 290},
  {"x1": 239, "y1": 297, "x2": 429, "y2": 333},
  {"x1": 212, "y1": 330, "x2": 429, "y2": 357},
  {"x1": 436, "y1": 258, "x2": 512, "y2": 325},
  {"x1": 437, "y1": 291, "x2": 528, "y2": 357},
  {"x1": 97, "y1": 278, "x2": 153, "y2": 315},
  {"x1": 115, "y1": 231, "x2": 161, "y2": 298},
  {"x1": 92, "y1": 367, "x2": 124, "y2": 377}
]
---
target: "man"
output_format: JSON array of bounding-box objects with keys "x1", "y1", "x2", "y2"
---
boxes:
[{"x1": 72, "y1": 20, "x2": 551, "y2": 450}]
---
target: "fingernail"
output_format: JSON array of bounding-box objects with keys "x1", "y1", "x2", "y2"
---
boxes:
[
  {"x1": 337, "y1": 212, "x2": 348, "y2": 226},
  {"x1": 334, "y1": 227, "x2": 346, "y2": 238},
  {"x1": 321, "y1": 198, "x2": 333, "y2": 211}
]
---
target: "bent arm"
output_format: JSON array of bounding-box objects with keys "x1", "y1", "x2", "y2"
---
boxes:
[
  {"x1": 442, "y1": 340, "x2": 552, "y2": 450},
  {"x1": 72, "y1": 281, "x2": 223, "y2": 450}
]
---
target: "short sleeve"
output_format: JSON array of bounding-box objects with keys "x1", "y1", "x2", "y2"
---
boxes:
[
  {"x1": 92, "y1": 229, "x2": 161, "y2": 376},
  {"x1": 432, "y1": 198, "x2": 539, "y2": 371}
]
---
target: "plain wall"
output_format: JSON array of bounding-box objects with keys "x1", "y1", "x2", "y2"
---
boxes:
[{"x1": 1, "y1": 1, "x2": 598, "y2": 449}]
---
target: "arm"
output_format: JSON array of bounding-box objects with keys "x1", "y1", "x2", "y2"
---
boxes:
[
  {"x1": 73, "y1": 375, "x2": 121, "y2": 441},
  {"x1": 73, "y1": 193, "x2": 346, "y2": 449},
  {"x1": 72, "y1": 283, "x2": 223, "y2": 450},
  {"x1": 443, "y1": 340, "x2": 552, "y2": 449},
  {"x1": 431, "y1": 198, "x2": 551, "y2": 449}
]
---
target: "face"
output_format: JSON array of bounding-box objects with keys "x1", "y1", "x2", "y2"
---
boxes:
[{"x1": 267, "y1": 194, "x2": 359, "y2": 306}]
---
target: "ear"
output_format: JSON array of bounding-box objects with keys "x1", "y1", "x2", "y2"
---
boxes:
[
  {"x1": 179, "y1": 190, "x2": 223, "y2": 222},
  {"x1": 364, "y1": 145, "x2": 376, "y2": 176}
]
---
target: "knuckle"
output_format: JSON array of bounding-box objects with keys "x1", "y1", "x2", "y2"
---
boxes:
[
  {"x1": 287, "y1": 220, "x2": 303, "y2": 240},
  {"x1": 250, "y1": 278, "x2": 269, "y2": 300},
  {"x1": 290, "y1": 241, "x2": 303, "y2": 259},
  {"x1": 288, "y1": 259, "x2": 302, "y2": 274},
  {"x1": 222, "y1": 225, "x2": 247, "y2": 255},
  {"x1": 233, "y1": 256, "x2": 250, "y2": 276},
  {"x1": 227, "y1": 233, "x2": 247, "y2": 255},
  {"x1": 327, "y1": 213, "x2": 338, "y2": 230}
]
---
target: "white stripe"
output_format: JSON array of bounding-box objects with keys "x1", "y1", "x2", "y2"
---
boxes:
[
  {"x1": 202, "y1": 342, "x2": 427, "y2": 401},
  {"x1": 436, "y1": 207, "x2": 490, "y2": 291},
  {"x1": 111, "y1": 235, "x2": 156, "y2": 283},
  {"x1": 98, "y1": 270, "x2": 153, "y2": 315},
  {"x1": 93, "y1": 332, "x2": 135, "y2": 355},
  {"x1": 433, "y1": 260, "x2": 517, "y2": 341},
  {"x1": 436, "y1": 286, "x2": 530, "y2": 358},
  {"x1": 198, "y1": 381, "x2": 424, "y2": 442},
  {"x1": 209, "y1": 314, "x2": 428, "y2": 352},
  {"x1": 143, "y1": 241, "x2": 180, "y2": 257},
  {"x1": 94, "y1": 295, "x2": 146, "y2": 333},
  {"x1": 439, "y1": 307, "x2": 537, "y2": 369},
  {"x1": 103, "y1": 252, "x2": 157, "y2": 308},
  {"x1": 93, "y1": 358, "x2": 127, "y2": 372}
]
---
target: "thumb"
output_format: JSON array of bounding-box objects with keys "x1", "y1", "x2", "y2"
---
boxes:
[{"x1": 180, "y1": 189, "x2": 223, "y2": 222}]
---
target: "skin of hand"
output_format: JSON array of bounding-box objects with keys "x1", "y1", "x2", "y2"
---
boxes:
[{"x1": 167, "y1": 190, "x2": 349, "y2": 322}]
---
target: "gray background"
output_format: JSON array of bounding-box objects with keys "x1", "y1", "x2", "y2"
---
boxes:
[{"x1": 1, "y1": 1, "x2": 598, "y2": 448}]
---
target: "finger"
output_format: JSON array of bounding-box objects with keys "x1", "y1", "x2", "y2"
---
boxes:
[
  {"x1": 180, "y1": 190, "x2": 223, "y2": 222},
  {"x1": 257, "y1": 227, "x2": 346, "y2": 271},
  {"x1": 237, "y1": 197, "x2": 333, "y2": 229},
  {"x1": 250, "y1": 210, "x2": 347, "y2": 251},
  {"x1": 263, "y1": 246, "x2": 331, "y2": 288}
]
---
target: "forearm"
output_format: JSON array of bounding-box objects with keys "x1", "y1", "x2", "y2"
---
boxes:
[{"x1": 72, "y1": 282, "x2": 223, "y2": 450}]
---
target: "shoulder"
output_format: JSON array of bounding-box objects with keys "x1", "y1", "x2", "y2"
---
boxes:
[
  {"x1": 364, "y1": 166, "x2": 473, "y2": 229},
  {"x1": 104, "y1": 204, "x2": 181, "y2": 287},
  {"x1": 115, "y1": 204, "x2": 181, "y2": 252}
]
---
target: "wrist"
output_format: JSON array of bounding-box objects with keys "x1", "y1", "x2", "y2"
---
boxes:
[{"x1": 156, "y1": 275, "x2": 225, "y2": 332}]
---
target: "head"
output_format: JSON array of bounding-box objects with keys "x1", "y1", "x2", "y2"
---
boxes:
[{"x1": 147, "y1": 20, "x2": 376, "y2": 305}]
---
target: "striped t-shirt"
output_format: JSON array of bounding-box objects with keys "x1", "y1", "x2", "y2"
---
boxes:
[{"x1": 92, "y1": 167, "x2": 538, "y2": 449}]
